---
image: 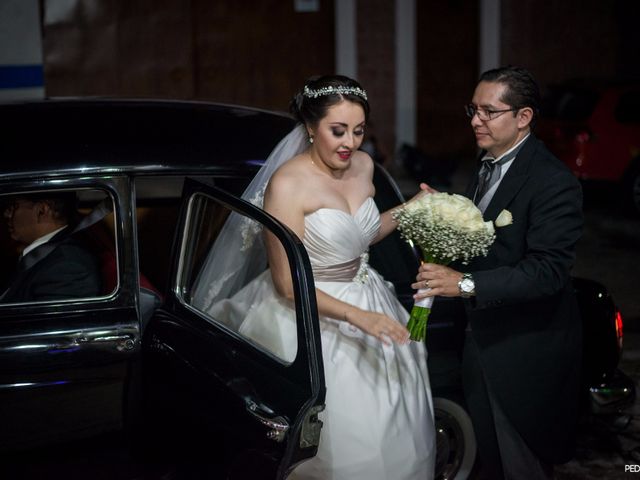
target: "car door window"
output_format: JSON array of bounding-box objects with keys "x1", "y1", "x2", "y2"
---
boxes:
[
  {"x1": 134, "y1": 175, "x2": 253, "y2": 293},
  {"x1": 177, "y1": 192, "x2": 298, "y2": 363},
  {"x1": 0, "y1": 187, "x2": 117, "y2": 304}
]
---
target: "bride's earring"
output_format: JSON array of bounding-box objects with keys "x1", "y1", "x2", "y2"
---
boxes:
[{"x1": 309, "y1": 136, "x2": 314, "y2": 144}]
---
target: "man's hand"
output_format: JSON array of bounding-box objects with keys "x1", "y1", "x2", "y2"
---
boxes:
[
  {"x1": 403, "y1": 183, "x2": 438, "y2": 208},
  {"x1": 412, "y1": 263, "x2": 463, "y2": 298},
  {"x1": 419, "y1": 182, "x2": 439, "y2": 194}
]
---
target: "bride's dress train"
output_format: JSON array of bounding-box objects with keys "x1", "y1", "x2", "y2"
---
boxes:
[{"x1": 212, "y1": 197, "x2": 435, "y2": 479}]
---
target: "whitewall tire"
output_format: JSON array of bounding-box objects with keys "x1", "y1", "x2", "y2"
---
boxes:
[{"x1": 433, "y1": 396, "x2": 477, "y2": 480}]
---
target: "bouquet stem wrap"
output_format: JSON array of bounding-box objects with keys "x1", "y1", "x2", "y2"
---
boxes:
[
  {"x1": 408, "y1": 288, "x2": 433, "y2": 341},
  {"x1": 407, "y1": 253, "x2": 443, "y2": 342}
]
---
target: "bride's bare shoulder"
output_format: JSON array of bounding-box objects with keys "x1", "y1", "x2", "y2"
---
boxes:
[
  {"x1": 271, "y1": 154, "x2": 309, "y2": 181},
  {"x1": 267, "y1": 154, "x2": 310, "y2": 196}
]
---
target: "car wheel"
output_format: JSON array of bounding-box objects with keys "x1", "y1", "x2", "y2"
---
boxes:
[{"x1": 434, "y1": 396, "x2": 477, "y2": 480}]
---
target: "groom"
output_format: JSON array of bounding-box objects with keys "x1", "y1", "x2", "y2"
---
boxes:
[{"x1": 414, "y1": 66, "x2": 583, "y2": 479}]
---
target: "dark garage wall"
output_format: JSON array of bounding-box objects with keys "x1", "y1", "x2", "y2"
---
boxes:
[
  {"x1": 38, "y1": 0, "x2": 638, "y2": 161},
  {"x1": 41, "y1": 0, "x2": 335, "y2": 113},
  {"x1": 502, "y1": 0, "x2": 619, "y2": 89},
  {"x1": 416, "y1": 1, "x2": 479, "y2": 159}
]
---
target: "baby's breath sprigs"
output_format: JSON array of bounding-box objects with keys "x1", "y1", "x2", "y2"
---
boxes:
[{"x1": 393, "y1": 192, "x2": 495, "y2": 265}]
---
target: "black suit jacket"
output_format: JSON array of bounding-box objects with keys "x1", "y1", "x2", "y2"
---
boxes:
[
  {"x1": 2, "y1": 228, "x2": 102, "y2": 303},
  {"x1": 459, "y1": 135, "x2": 583, "y2": 463}
]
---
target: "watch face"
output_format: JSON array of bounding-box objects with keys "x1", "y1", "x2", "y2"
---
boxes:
[{"x1": 461, "y1": 278, "x2": 474, "y2": 293}]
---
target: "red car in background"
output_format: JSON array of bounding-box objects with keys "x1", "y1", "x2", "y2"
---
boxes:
[{"x1": 537, "y1": 81, "x2": 640, "y2": 212}]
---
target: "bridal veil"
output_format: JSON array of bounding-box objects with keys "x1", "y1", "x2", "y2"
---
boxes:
[{"x1": 191, "y1": 124, "x2": 308, "y2": 312}]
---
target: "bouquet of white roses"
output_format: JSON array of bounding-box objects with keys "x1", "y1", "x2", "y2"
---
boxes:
[{"x1": 393, "y1": 192, "x2": 497, "y2": 341}]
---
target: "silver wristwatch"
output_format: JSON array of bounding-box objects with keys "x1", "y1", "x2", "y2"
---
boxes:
[{"x1": 458, "y1": 273, "x2": 475, "y2": 298}]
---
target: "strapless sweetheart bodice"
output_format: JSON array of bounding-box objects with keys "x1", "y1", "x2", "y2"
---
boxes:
[{"x1": 303, "y1": 196, "x2": 380, "y2": 270}]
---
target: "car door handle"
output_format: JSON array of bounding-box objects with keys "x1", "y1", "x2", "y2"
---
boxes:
[
  {"x1": 245, "y1": 399, "x2": 289, "y2": 442},
  {"x1": 85, "y1": 334, "x2": 137, "y2": 351},
  {"x1": 50, "y1": 333, "x2": 136, "y2": 352}
]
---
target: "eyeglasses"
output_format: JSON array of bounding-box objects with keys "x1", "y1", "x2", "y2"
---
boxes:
[{"x1": 465, "y1": 104, "x2": 518, "y2": 121}]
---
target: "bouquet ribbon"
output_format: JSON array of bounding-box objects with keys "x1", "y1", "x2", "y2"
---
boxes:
[{"x1": 407, "y1": 288, "x2": 434, "y2": 341}]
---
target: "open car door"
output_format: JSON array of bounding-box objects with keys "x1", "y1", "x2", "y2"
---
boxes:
[{"x1": 142, "y1": 178, "x2": 325, "y2": 479}]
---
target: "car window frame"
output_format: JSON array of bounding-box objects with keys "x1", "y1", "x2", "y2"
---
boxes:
[
  {"x1": 168, "y1": 178, "x2": 324, "y2": 374},
  {"x1": 0, "y1": 176, "x2": 133, "y2": 312}
]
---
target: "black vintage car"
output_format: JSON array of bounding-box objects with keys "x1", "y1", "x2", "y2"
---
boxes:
[{"x1": 0, "y1": 99, "x2": 633, "y2": 480}]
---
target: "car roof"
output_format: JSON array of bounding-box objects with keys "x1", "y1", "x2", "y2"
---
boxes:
[{"x1": 0, "y1": 98, "x2": 296, "y2": 179}]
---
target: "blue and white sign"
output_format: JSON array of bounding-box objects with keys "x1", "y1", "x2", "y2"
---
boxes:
[{"x1": 0, "y1": 0, "x2": 44, "y2": 100}]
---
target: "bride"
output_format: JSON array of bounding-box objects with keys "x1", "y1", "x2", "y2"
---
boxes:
[{"x1": 194, "y1": 75, "x2": 435, "y2": 479}]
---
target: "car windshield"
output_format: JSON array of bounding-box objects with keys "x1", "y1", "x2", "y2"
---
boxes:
[{"x1": 541, "y1": 86, "x2": 600, "y2": 121}]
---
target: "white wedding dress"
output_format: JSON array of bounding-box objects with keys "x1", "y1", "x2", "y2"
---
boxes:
[{"x1": 212, "y1": 197, "x2": 436, "y2": 480}]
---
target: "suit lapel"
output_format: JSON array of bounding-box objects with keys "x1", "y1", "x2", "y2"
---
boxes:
[
  {"x1": 482, "y1": 135, "x2": 537, "y2": 221},
  {"x1": 464, "y1": 161, "x2": 481, "y2": 200},
  {"x1": 19, "y1": 226, "x2": 71, "y2": 271},
  {"x1": 483, "y1": 172, "x2": 527, "y2": 221},
  {"x1": 2, "y1": 228, "x2": 71, "y2": 303}
]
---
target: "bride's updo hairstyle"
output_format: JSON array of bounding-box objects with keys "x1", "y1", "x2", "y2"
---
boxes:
[{"x1": 290, "y1": 75, "x2": 370, "y2": 127}]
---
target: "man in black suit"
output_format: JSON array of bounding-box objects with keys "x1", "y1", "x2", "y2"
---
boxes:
[
  {"x1": 1, "y1": 192, "x2": 101, "y2": 303},
  {"x1": 415, "y1": 66, "x2": 583, "y2": 478}
]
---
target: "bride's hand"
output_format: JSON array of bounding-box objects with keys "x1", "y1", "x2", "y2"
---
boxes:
[{"x1": 345, "y1": 310, "x2": 410, "y2": 345}]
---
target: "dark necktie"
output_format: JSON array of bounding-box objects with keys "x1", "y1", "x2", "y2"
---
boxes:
[
  {"x1": 476, "y1": 158, "x2": 501, "y2": 202},
  {"x1": 474, "y1": 148, "x2": 520, "y2": 204}
]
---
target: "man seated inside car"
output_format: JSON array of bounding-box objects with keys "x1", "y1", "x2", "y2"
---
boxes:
[{"x1": 0, "y1": 191, "x2": 102, "y2": 303}]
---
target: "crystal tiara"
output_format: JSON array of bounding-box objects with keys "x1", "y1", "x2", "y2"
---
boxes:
[{"x1": 303, "y1": 85, "x2": 368, "y2": 101}]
